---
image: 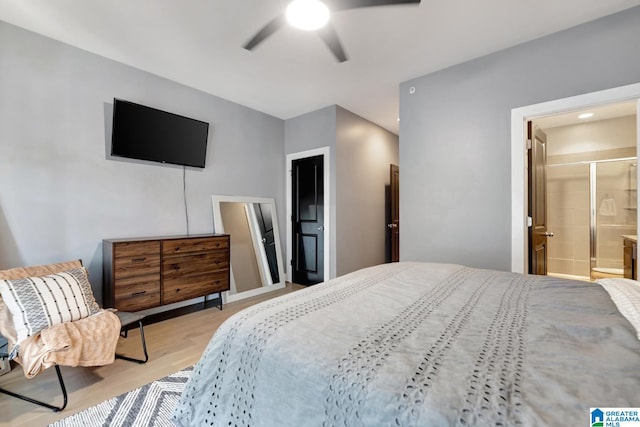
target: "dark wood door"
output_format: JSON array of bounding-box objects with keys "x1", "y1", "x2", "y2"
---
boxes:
[
  {"x1": 528, "y1": 122, "x2": 550, "y2": 275},
  {"x1": 292, "y1": 155, "x2": 324, "y2": 285},
  {"x1": 389, "y1": 164, "x2": 400, "y2": 262}
]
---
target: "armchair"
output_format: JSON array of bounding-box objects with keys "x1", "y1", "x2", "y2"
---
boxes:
[{"x1": 0, "y1": 260, "x2": 121, "y2": 412}]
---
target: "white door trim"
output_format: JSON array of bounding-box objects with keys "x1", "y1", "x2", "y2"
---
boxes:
[
  {"x1": 286, "y1": 147, "x2": 331, "y2": 282},
  {"x1": 511, "y1": 82, "x2": 640, "y2": 273}
]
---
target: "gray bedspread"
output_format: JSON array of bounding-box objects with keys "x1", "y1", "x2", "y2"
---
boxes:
[{"x1": 173, "y1": 262, "x2": 640, "y2": 426}]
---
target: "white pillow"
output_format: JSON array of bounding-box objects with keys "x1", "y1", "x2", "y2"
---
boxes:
[
  {"x1": 0, "y1": 268, "x2": 100, "y2": 344},
  {"x1": 597, "y1": 278, "x2": 640, "y2": 340}
]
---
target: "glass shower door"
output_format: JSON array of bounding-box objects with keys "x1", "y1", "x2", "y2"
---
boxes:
[{"x1": 593, "y1": 160, "x2": 637, "y2": 276}]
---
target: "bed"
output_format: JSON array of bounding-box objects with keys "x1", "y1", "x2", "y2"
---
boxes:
[{"x1": 172, "y1": 262, "x2": 640, "y2": 426}]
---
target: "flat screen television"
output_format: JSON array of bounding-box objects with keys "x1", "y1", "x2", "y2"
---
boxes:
[{"x1": 111, "y1": 98, "x2": 209, "y2": 168}]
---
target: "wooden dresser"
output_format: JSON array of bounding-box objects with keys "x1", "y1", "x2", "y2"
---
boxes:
[{"x1": 103, "y1": 234, "x2": 230, "y2": 312}]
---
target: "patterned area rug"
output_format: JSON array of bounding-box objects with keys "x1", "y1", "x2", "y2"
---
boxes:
[{"x1": 49, "y1": 366, "x2": 193, "y2": 427}]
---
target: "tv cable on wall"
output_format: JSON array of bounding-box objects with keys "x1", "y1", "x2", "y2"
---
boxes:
[{"x1": 183, "y1": 165, "x2": 190, "y2": 236}]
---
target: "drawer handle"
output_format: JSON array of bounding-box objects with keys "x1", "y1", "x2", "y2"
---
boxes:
[
  {"x1": 131, "y1": 291, "x2": 147, "y2": 297},
  {"x1": 131, "y1": 257, "x2": 146, "y2": 263}
]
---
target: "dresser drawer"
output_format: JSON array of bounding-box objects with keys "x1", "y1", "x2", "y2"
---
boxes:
[
  {"x1": 162, "y1": 236, "x2": 228, "y2": 256},
  {"x1": 162, "y1": 251, "x2": 229, "y2": 280},
  {"x1": 111, "y1": 274, "x2": 160, "y2": 311},
  {"x1": 113, "y1": 241, "x2": 161, "y2": 278},
  {"x1": 114, "y1": 258, "x2": 160, "y2": 279},
  {"x1": 162, "y1": 270, "x2": 229, "y2": 305},
  {"x1": 113, "y1": 241, "x2": 160, "y2": 258},
  {"x1": 115, "y1": 288, "x2": 160, "y2": 311}
]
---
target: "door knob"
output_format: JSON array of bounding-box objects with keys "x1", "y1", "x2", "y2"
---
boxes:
[
  {"x1": 317, "y1": 226, "x2": 324, "y2": 231},
  {"x1": 544, "y1": 231, "x2": 554, "y2": 237}
]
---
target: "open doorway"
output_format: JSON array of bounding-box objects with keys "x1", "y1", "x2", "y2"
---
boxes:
[
  {"x1": 530, "y1": 102, "x2": 637, "y2": 281},
  {"x1": 386, "y1": 164, "x2": 400, "y2": 263},
  {"x1": 511, "y1": 83, "x2": 640, "y2": 275}
]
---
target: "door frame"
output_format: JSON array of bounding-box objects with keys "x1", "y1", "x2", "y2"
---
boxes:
[
  {"x1": 511, "y1": 82, "x2": 640, "y2": 273},
  {"x1": 286, "y1": 147, "x2": 331, "y2": 282}
]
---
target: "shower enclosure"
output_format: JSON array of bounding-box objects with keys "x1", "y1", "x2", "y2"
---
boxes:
[{"x1": 546, "y1": 158, "x2": 637, "y2": 281}]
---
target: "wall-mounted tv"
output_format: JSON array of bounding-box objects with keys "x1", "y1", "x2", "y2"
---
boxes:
[{"x1": 111, "y1": 98, "x2": 209, "y2": 168}]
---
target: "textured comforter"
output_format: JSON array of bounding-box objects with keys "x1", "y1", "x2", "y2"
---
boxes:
[{"x1": 173, "y1": 262, "x2": 640, "y2": 426}]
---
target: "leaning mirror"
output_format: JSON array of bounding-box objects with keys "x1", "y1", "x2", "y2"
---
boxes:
[{"x1": 212, "y1": 195, "x2": 286, "y2": 302}]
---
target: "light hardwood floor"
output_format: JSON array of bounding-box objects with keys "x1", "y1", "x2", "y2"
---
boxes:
[{"x1": 0, "y1": 283, "x2": 304, "y2": 427}]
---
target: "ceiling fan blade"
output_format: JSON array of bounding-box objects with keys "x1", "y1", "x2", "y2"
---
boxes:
[
  {"x1": 328, "y1": 0, "x2": 420, "y2": 12},
  {"x1": 243, "y1": 15, "x2": 287, "y2": 51},
  {"x1": 317, "y1": 22, "x2": 348, "y2": 62}
]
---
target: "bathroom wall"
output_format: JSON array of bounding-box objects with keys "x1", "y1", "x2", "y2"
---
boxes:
[
  {"x1": 546, "y1": 163, "x2": 591, "y2": 277},
  {"x1": 543, "y1": 115, "x2": 637, "y2": 278},
  {"x1": 546, "y1": 116, "x2": 637, "y2": 158}
]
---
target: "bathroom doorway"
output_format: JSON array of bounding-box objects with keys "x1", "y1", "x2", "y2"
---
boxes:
[{"x1": 532, "y1": 102, "x2": 638, "y2": 281}]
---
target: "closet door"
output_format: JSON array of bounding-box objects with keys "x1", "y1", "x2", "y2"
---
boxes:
[{"x1": 292, "y1": 155, "x2": 324, "y2": 285}]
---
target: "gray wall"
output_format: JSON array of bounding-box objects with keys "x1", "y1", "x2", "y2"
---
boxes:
[
  {"x1": 336, "y1": 106, "x2": 399, "y2": 275},
  {"x1": 285, "y1": 105, "x2": 399, "y2": 278},
  {"x1": 285, "y1": 106, "x2": 337, "y2": 155},
  {"x1": 285, "y1": 106, "x2": 338, "y2": 278},
  {"x1": 399, "y1": 7, "x2": 640, "y2": 271},
  {"x1": 0, "y1": 21, "x2": 285, "y2": 302}
]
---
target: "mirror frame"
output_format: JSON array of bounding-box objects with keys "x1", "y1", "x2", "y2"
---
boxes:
[{"x1": 212, "y1": 195, "x2": 286, "y2": 303}]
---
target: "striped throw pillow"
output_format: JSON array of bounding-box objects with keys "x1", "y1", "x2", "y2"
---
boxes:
[{"x1": 0, "y1": 268, "x2": 100, "y2": 344}]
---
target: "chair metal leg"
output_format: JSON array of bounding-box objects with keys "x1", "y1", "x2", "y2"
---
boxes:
[
  {"x1": 0, "y1": 365, "x2": 68, "y2": 412},
  {"x1": 116, "y1": 320, "x2": 148, "y2": 364}
]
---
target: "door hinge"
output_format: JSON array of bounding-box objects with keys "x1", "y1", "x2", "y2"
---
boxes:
[
  {"x1": 526, "y1": 139, "x2": 532, "y2": 150},
  {"x1": 527, "y1": 216, "x2": 533, "y2": 227}
]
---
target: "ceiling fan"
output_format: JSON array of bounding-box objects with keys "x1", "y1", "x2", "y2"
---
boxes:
[{"x1": 243, "y1": 0, "x2": 421, "y2": 62}]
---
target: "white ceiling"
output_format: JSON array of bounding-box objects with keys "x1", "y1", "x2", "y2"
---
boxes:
[
  {"x1": 535, "y1": 102, "x2": 638, "y2": 130},
  {"x1": 1, "y1": 0, "x2": 640, "y2": 134}
]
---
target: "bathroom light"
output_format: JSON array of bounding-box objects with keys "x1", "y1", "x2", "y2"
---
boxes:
[
  {"x1": 578, "y1": 112, "x2": 594, "y2": 119},
  {"x1": 286, "y1": 0, "x2": 330, "y2": 31}
]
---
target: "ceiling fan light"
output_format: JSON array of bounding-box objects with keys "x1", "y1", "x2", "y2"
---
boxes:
[{"x1": 286, "y1": 0, "x2": 330, "y2": 31}]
